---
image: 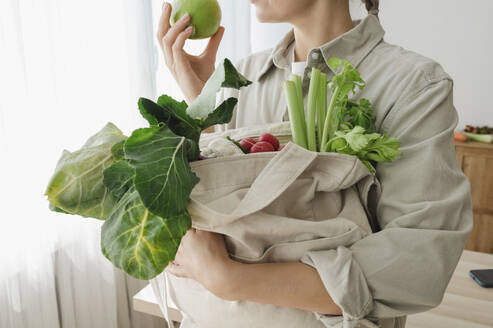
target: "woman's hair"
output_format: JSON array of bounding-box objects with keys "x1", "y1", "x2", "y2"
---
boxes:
[{"x1": 362, "y1": 0, "x2": 379, "y2": 15}]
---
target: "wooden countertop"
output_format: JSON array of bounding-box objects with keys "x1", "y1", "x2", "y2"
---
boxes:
[
  {"x1": 407, "y1": 250, "x2": 493, "y2": 328},
  {"x1": 134, "y1": 250, "x2": 493, "y2": 327},
  {"x1": 455, "y1": 140, "x2": 493, "y2": 150}
]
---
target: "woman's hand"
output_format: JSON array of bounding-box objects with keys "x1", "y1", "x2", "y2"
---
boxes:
[
  {"x1": 167, "y1": 228, "x2": 342, "y2": 314},
  {"x1": 166, "y1": 228, "x2": 234, "y2": 299},
  {"x1": 157, "y1": 2, "x2": 225, "y2": 105}
]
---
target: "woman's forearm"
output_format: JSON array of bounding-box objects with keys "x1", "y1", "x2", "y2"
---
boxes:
[{"x1": 219, "y1": 261, "x2": 342, "y2": 315}]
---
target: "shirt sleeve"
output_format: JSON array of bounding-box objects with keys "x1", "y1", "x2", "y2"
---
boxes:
[{"x1": 300, "y1": 78, "x2": 473, "y2": 323}]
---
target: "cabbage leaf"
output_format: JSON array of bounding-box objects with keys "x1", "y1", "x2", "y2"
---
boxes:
[
  {"x1": 45, "y1": 59, "x2": 251, "y2": 279},
  {"x1": 101, "y1": 187, "x2": 190, "y2": 279},
  {"x1": 45, "y1": 123, "x2": 126, "y2": 220},
  {"x1": 124, "y1": 125, "x2": 200, "y2": 218}
]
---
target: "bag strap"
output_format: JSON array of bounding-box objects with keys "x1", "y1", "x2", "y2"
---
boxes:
[{"x1": 230, "y1": 142, "x2": 318, "y2": 218}]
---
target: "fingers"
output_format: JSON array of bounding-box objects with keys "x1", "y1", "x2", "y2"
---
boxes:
[
  {"x1": 173, "y1": 27, "x2": 194, "y2": 71},
  {"x1": 156, "y1": 2, "x2": 171, "y2": 42},
  {"x1": 201, "y1": 26, "x2": 225, "y2": 60},
  {"x1": 157, "y1": 3, "x2": 173, "y2": 66},
  {"x1": 162, "y1": 13, "x2": 191, "y2": 65}
]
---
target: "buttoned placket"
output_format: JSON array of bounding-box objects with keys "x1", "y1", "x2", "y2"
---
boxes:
[{"x1": 282, "y1": 48, "x2": 334, "y2": 122}]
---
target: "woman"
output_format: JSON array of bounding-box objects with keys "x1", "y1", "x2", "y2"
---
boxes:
[{"x1": 156, "y1": 0, "x2": 472, "y2": 327}]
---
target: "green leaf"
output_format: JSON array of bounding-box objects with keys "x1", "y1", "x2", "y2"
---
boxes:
[
  {"x1": 124, "y1": 125, "x2": 200, "y2": 218},
  {"x1": 200, "y1": 98, "x2": 238, "y2": 130},
  {"x1": 187, "y1": 58, "x2": 251, "y2": 119},
  {"x1": 226, "y1": 136, "x2": 248, "y2": 154},
  {"x1": 322, "y1": 58, "x2": 367, "y2": 151},
  {"x1": 49, "y1": 203, "x2": 70, "y2": 214},
  {"x1": 101, "y1": 187, "x2": 191, "y2": 280},
  {"x1": 365, "y1": 136, "x2": 402, "y2": 162},
  {"x1": 327, "y1": 126, "x2": 402, "y2": 173},
  {"x1": 156, "y1": 95, "x2": 203, "y2": 142},
  {"x1": 343, "y1": 126, "x2": 369, "y2": 152},
  {"x1": 111, "y1": 140, "x2": 126, "y2": 161},
  {"x1": 346, "y1": 98, "x2": 376, "y2": 133},
  {"x1": 222, "y1": 58, "x2": 252, "y2": 89},
  {"x1": 138, "y1": 98, "x2": 160, "y2": 126},
  {"x1": 138, "y1": 97, "x2": 202, "y2": 143},
  {"x1": 103, "y1": 160, "x2": 136, "y2": 200},
  {"x1": 45, "y1": 123, "x2": 126, "y2": 220}
]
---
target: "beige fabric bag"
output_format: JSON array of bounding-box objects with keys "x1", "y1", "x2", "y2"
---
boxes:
[{"x1": 152, "y1": 124, "x2": 381, "y2": 328}]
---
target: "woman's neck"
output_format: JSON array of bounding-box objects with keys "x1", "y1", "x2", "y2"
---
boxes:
[{"x1": 290, "y1": 1, "x2": 354, "y2": 62}]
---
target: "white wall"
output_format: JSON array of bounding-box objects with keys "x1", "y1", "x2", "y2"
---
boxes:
[{"x1": 250, "y1": 0, "x2": 493, "y2": 128}]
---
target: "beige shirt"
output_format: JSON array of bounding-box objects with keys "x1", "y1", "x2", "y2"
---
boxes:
[{"x1": 213, "y1": 14, "x2": 473, "y2": 328}]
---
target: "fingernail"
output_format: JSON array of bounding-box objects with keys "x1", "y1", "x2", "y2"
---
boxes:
[
  {"x1": 162, "y1": 2, "x2": 168, "y2": 11},
  {"x1": 185, "y1": 26, "x2": 193, "y2": 33},
  {"x1": 180, "y1": 13, "x2": 190, "y2": 21}
]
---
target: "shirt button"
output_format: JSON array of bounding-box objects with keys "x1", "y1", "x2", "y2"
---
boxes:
[{"x1": 311, "y1": 52, "x2": 320, "y2": 60}]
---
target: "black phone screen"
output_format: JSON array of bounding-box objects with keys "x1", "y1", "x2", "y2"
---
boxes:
[{"x1": 470, "y1": 269, "x2": 493, "y2": 287}]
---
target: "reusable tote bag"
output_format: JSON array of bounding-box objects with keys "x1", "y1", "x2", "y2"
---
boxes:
[{"x1": 152, "y1": 124, "x2": 381, "y2": 328}]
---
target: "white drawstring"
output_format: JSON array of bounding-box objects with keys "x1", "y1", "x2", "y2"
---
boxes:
[
  {"x1": 151, "y1": 272, "x2": 172, "y2": 327},
  {"x1": 164, "y1": 272, "x2": 172, "y2": 326}
]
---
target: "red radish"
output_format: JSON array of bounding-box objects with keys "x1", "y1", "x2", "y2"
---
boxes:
[
  {"x1": 250, "y1": 141, "x2": 275, "y2": 153},
  {"x1": 239, "y1": 138, "x2": 256, "y2": 152},
  {"x1": 278, "y1": 145, "x2": 285, "y2": 151},
  {"x1": 258, "y1": 133, "x2": 280, "y2": 150}
]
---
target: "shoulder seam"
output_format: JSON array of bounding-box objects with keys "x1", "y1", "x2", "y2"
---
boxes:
[
  {"x1": 382, "y1": 77, "x2": 453, "y2": 134},
  {"x1": 374, "y1": 41, "x2": 451, "y2": 82}
]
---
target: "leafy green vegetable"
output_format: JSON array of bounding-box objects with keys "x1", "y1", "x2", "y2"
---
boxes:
[
  {"x1": 321, "y1": 58, "x2": 366, "y2": 151},
  {"x1": 124, "y1": 125, "x2": 200, "y2": 218},
  {"x1": 345, "y1": 99, "x2": 376, "y2": 133},
  {"x1": 317, "y1": 73, "x2": 328, "y2": 149},
  {"x1": 200, "y1": 98, "x2": 238, "y2": 130},
  {"x1": 45, "y1": 59, "x2": 252, "y2": 279},
  {"x1": 111, "y1": 140, "x2": 126, "y2": 161},
  {"x1": 326, "y1": 127, "x2": 402, "y2": 173},
  {"x1": 306, "y1": 67, "x2": 321, "y2": 151},
  {"x1": 283, "y1": 80, "x2": 308, "y2": 149},
  {"x1": 186, "y1": 58, "x2": 251, "y2": 119},
  {"x1": 49, "y1": 203, "x2": 70, "y2": 214},
  {"x1": 103, "y1": 160, "x2": 135, "y2": 200},
  {"x1": 101, "y1": 187, "x2": 191, "y2": 280},
  {"x1": 45, "y1": 123, "x2": 126, "y2": 220},
  {"x1": 289, "y1": 74, "x2": 308, "y2": 144},
  {"x1": 139, "y1": 97, "x2": 202, "y2": 143},
  {"x1": 226, "y1": 136, "x2": 248, "y2": 154},
  {"x1": 464, "y1": 132, "x2": 493, "y2": 143},
  {"x1": 282, "y1": 57, "x2": 401, "y2": 173}
]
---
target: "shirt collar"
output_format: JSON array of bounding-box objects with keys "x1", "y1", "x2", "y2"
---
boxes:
[{"x1": 255, "y1": 14, "x2": 385, "y2": 81}]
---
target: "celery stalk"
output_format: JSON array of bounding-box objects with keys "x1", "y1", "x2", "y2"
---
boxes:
[
  {"x1": 465, "y1": 132, "x2": 493, "y2": 143},
  {"x1": 289, "y1": 74, "x2": 307, "y2": 141},
  {"x1": 283, "y1": 81, "x2": 308, "y2": 149},
  {"x1": 317, "y1": 73, "x2": 327, "y2": 150},
  {"x1": 321, "y1": 86, "x2": 341, "y2": 152},
  {"x1": 306, "y1": 67, "x2": 321, "y2": 152}
]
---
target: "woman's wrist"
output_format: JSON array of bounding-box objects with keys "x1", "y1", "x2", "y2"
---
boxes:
[
  {"x1": 205, "y1": 258, "x2": 244, "y2": 301},
  {"x1": 182, "y1": 79, "x2": 205, "y2": 105}
]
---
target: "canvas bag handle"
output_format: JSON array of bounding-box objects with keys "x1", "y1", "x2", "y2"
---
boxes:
[
  {"x1": 230, "y1": 142, "x2": 317, "y2": 217},
  {"x1": 189, "y1": 142, "x2": 318, "y2": 229}
]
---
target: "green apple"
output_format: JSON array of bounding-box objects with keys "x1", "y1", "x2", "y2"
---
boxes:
[{"x1": 170, "y1": 0, "x2": 222, "y2": 40}]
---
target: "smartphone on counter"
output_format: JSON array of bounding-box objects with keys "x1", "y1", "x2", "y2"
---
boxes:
[{"x1": 469, "y1": 269, "x2": 493, "y2": 288}]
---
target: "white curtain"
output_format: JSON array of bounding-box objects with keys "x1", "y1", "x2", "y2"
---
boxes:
[
  {"x1": 0, "y1": 0, "x2": 164, "y2": 327},
  {"x1": 0, "y1": 0, "x2": 252, "y2": 327}
]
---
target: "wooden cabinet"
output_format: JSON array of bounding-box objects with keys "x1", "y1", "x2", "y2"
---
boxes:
[{"x1": 455, "y1": 141, "x2": 493, "y2": 254}]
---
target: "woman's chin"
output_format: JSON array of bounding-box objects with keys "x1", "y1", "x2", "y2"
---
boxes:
[{"x1": 254, "y1": 10, "x2": 281, "y2": 23}]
